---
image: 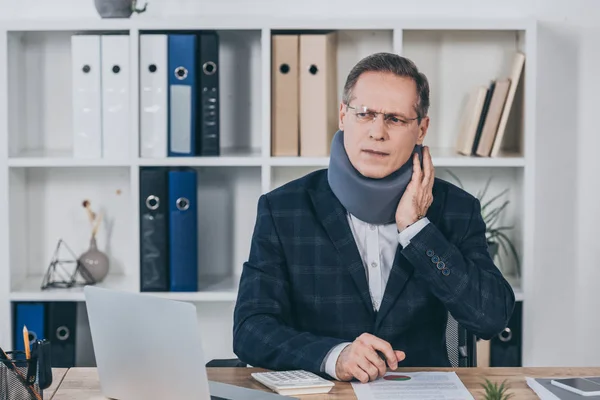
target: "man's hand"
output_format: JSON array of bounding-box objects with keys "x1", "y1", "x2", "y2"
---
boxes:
[
  {"x1": 396, "y1": 145, "x2": 435, "y2": 232},
  {"x1": 335, "y1": 333, "x2": 406, "y2": 383}
]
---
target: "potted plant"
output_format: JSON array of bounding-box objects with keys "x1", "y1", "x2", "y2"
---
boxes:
[
  {"x1": 481, "y1": 378, "x2": 514, "y2": 400},
  {"x1": 444, "y1": 170, "x2": 521, "y2": 278}
]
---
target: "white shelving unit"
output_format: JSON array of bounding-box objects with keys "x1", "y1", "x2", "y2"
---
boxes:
[{"x1": 0, "y1": 16, "x2": 535, "y2": 364}]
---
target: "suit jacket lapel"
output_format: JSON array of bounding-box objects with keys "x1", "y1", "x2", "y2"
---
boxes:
[
  {"x1": 308, "y1": 173, "x2": 376, "y2": 319},
  {"x1": 374, "y1": 179, "x2": 446, "y2": 328}
]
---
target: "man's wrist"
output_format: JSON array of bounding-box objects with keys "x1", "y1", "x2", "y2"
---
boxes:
[
  {"x1": 398, "y1": 217, "x2": 430, "y2": 247},
  {"x1": 397, "y1": 215, "x2": 422, "y2": 232},
  {"x1": 324, "y1": 342, "x2": 351, "y2": 380}
]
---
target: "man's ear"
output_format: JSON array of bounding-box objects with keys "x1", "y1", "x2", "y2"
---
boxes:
[
  {"x1": 416, "y1": 116, "x2": 430, "y2": 145},
  {"x1": 338, "y1": 101, "x2": 346, "y2": 131}
]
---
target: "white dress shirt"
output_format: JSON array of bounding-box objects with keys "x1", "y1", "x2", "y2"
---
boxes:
[{"x1": 322, "y1": 213, "x2": 430, "y2": 380}]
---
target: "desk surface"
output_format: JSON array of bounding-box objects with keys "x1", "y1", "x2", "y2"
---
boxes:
[{"x1": 51, "y1": 366, "x2": 600, "y2": 400}]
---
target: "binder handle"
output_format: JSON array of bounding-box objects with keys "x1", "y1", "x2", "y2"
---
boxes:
[
  {"x1": 203, "y1": 61, "x2": 217, "y2": 75},
  {"x1": 145, "y1": 195, "x2": 160, "y2": 211},
  {"x1": 56, "y1": 325, "x2": 70, "y2": 341},
  {"x1": 174, "y1": 66, "x2": 188, "y2": 80},
  {"x1": 279, "y1": 63, "x2": 290, "y2": 74},
  {"x1": 176, "y1": 197, "x2": 190, "y2": 211}
]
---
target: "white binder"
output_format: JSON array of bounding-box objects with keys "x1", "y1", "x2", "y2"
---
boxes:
[
  {"x1": 101, "y1": 34, "x2": 130, "y2": 160},
  {"x1": 72, "y1": 34, "x2": 102, "y2": 159},
  {"x1": 139, "y1": 34, "x2": 168, "y2": 158}
]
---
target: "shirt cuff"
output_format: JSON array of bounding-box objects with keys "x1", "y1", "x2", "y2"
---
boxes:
[
  {"x1": 398, "y1": 217, "x2": 430, "y2": 247},
  {"x1": 324, "y1": 342, "x2": 352, "y2": 380}
]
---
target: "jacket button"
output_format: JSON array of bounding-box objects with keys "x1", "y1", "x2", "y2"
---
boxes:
[
  {"x1": 442, "y1": 268, "x2": 450, "y2": 276},
  {"x1": 432, "y1": 255, "x2": 440, "y2": 263},
  {"x1": 426, "y1": 250, "x2": 434, "y2": 257},
  {"x1": 437, "y1": 261, "x2": 445, "y2": 270}
]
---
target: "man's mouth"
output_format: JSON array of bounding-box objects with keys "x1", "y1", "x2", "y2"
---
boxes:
[{"x1": 362, "y1": 149, "x2": 389, "y2": 156}]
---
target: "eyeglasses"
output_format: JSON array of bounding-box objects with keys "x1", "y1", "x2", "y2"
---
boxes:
[{"x1": 345, "y1": 103, "x2": 420, "y2": 131}]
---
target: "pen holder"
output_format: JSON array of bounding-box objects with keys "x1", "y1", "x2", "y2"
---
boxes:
[{"x1": 0, "y1": 351, "x2": 44, "y2": 400}]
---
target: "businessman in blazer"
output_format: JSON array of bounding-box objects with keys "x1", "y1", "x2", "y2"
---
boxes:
[{"x1": 233, "y1": 52, "x2": 515, "y2": 383}]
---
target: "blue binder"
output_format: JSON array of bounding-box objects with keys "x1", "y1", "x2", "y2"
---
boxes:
[
  {"x1": 14, "y1": 302, "x2": 45, "y2": 352},
  {"x1": 168, "y1": 34, "x2": 197, "y2": 157},
  {"x1": 168, "y1": 169, "x2": 198, "y2": 291}
]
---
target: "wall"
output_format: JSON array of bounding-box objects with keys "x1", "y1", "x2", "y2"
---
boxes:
[{"x1": 1, "y1": 0, "x2": 598, "y2": 367}]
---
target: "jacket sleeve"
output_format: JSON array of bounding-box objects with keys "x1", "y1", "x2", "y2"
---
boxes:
[
  {"x1": 233, "y1": 194, "x2": 346, "y2": 374},
  {"x1": 401, "y1": 197, "x2": 515, "y2": 340}
]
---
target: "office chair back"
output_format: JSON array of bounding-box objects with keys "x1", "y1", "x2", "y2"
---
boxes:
[{"x1": 445, "y1": 311, "x2": 477, "y2": 367}]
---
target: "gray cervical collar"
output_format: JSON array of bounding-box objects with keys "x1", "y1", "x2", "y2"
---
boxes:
[{"x1": 327, "y1": 130, "x2": 423, "y2": 225}]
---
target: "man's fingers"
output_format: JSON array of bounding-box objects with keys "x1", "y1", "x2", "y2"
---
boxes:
[
  {"x1": 365, "y1": 337, "x2": 398, "y2": 370},
  {"x1": 395, "y1": 350, "x2": 406, "y2": 364},
  {"x1": 362, "y1": 348, "x2": 387, "y2": 377},
  {"x1": 422, "y1": 146, "x2": 433, "y2": 187},
  {"x1": 411, "y1": 152, "x2": 422, "y2": 182},
  {"x1": 350, "y1": 365, "x2": 370, "y2": 384},
  {"x1": 356, "y1": 357, "x2": 380, "y2": 382}
]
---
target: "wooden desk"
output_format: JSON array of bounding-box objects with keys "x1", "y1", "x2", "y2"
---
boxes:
[
  {"x1": 51, "y1": 367, "x2": 600, "y2": 400},
  {"x1": 42, "y1": 368, "x2": 68, "y2": 400}
]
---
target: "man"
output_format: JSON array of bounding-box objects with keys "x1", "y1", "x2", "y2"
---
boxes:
[{"x1": 233, "y1": 52, "x2": 515, "y2": 383}]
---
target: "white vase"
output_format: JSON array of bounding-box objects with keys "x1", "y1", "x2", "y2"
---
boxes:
[{"x1": 94, "y1": 0, "x2": 147, "y2": 18}]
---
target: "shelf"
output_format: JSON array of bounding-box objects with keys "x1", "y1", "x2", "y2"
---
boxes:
[
  {"x1": 10, "y1": 275, "x2": 239, "y2": 302},
  {"x1": 8, "y1": 149, "x2": 131, "y2": 167},
  {"x1": 138, "y1": 148, "x2": 263, "y2": 167},
  {"x1": 10, "y1": 274, "x2": 137, "y2": 302},
  {"x1": 268, "y1": 148, "x2": 524, "y2": 168},
  {"x1": 504, "y1": 274, "x2": 524, "y2": 302},
  {"x1": 148, "y1": 275, "x2": 239, "y2": 302},
  {"x1": 0, "y1": 16, "x2": 535, "y2": 32}
]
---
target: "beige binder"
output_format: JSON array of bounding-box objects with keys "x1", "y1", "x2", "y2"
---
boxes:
[
  {"x1": 475, "y1": 78, "x2": 511, "y2": 157},
  {"x1": 299, "y1": 32, "x2": 338, "y2": 157},
  {"x1": 490, "y1": 52, "x2": 525, "y2": 157},
  {"x1": 271, "y1": 34, "x2": 300, "y2": 157},
  {"x1": 455, "y1": 85, "x2": 489, "y2": 156}
]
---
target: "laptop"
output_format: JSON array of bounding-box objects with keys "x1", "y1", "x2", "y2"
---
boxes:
[{"x1": 84, "y1": 285, "x2": 291, "y2": 400}]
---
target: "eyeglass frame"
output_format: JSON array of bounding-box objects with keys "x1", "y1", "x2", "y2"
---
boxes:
[{"x1": 344, "y1": 103, "x2": 423, "y2": 128}]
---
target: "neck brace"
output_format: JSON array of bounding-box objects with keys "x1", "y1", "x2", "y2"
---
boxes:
[{"x1": 327, "y1": 130, "x2": 423, "y2": 225}]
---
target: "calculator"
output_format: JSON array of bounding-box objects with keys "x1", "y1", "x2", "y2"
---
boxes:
[{"x1": 251, "y1": 370, "x2": 335, "y2": 396}]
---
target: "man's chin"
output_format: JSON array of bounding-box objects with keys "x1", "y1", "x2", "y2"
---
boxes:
[{"x1": 355, "y1": 164, "x2": 392, "y2": 179}]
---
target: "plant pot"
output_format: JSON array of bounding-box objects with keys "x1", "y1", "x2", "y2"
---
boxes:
[{"x1": 487, "y1": 241, "x2": 499, "y2": 260}]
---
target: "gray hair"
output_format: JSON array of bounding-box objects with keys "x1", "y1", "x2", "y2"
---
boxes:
[{"x1": 342, "y1": 52, "x2": 430, "y2": 123}]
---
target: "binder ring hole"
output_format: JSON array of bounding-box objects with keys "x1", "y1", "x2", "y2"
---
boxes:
[
  {"x1": 146, "y1": 195, "x2": 160, "y2": 210},
  {"x1": 203, "y1": 61, "x2": 217, "y2": 75},
  {"x1": 309, "y1": 64, "x2": 318, "y2": 75},
  {"x1": 498, "y1": 327, "x2": 512, "y2": 342},
  {"x1": 279, "y1": 63, "x2": 290, "y2": 74},
  {"x1": 56, "y1": 326, "x2": 70, "y2": 341},
  {"x1": 82, "y1": 65, "x2": 91, "y2": 73},
  {"x1": 176, "y1": 197, "x2": 189, "y2": 211},
  {"x1": 148, "y1": 64, "x2": 157, "y2": 73},
  {"x1": 112, "y1": 65, "x2": 121, "y2": 74},
  {"x1": 175, "y1": 66, "x2": 188, "y2": 80}
]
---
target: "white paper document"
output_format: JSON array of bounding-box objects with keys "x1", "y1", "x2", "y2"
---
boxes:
[{"x1": 352, "y1": 372, "x2": 474, "y2": 400}]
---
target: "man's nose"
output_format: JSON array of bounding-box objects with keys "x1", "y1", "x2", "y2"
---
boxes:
[{"x1": 368, "y1": 115, "x2": 387, "y2": 140}]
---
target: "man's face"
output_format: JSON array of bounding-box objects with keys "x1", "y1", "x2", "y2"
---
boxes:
[{"x1": 339, "y1": 71, "x2": 429, "y2": 179}]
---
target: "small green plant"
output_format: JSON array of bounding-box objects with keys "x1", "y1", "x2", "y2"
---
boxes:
[
  {"x1": 481, "y1": 378, "x2": 514, "y2": 400},
  {"x1": 444, "y1": 170, "x2": 521, "y2": 278}
]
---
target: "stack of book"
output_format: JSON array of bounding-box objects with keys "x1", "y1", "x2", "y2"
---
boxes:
[{"x1": 455, "y1": 52, "x2": 525, "y2": 158}]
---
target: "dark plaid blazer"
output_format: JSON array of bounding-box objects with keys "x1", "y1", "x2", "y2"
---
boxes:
[{"x1": 233, "y1": 169, "x2": 515, "y2": 375}]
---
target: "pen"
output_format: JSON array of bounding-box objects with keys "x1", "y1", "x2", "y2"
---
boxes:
[{"x1": 23, "y1": 325, "x2": 31, "y2": 359}]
